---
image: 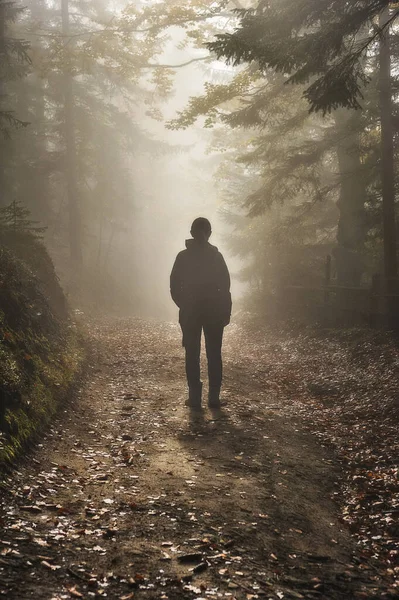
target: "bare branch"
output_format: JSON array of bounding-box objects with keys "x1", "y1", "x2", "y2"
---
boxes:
[{"x1": 143, "y1": 56, "x2": 209, "y2": 69}]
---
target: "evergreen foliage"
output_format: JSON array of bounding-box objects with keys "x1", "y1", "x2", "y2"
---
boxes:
[
  {"x1": 170, "y1": 0, "x2": 399, "y2": 296},
  {"x1": 207, "y1": 0, "x2": 397, "y2": 113},
  {"x1": 0, "y1": 0, "x2": 30, "y2": 136},
  {"x1": 2, "y1": 0, "x2": 234, "y2": 304},
  {"x1": 0, "y1": 200, "x2": 46, "y2": 237},
  {"x1": 1, "y1": 0, "x2": 397, "y2": 318}
]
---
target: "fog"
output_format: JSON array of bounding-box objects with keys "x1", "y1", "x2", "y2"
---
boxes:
[
  {"x1": 2, "y1": 0, "x2": 396, "y2": 326},
  {"x1": 2, "y1": 5, "x2": 398, "y2": 598},
  {"x1": 132, "y1": 75, "x2": 236, "y2": 320},
  {"x1": 105, "y1": 24, "x2": 240, "y2": 320}
]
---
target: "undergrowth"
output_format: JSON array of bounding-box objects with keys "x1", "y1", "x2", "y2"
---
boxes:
[{"x1": 0, "y1": 234, "x2": 83, "y2": 469}]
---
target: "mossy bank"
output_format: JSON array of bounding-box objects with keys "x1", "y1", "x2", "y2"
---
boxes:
[{"x1": 0, "y1": 232, "x2": 83, "y2": 469}]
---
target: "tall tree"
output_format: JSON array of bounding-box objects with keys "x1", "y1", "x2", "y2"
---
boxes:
[
  {"x1": 333, "y1": 109, "x2": 367, "y2": 285},
  {"x1": 0, "y1": 1, "x2": 29, "y2": 208},
  {"x1": 61, "y1": 0, "x2": 82, "y2": 265},
  {"x1": 208, "y1": 0, "x2": 396, "y2": 113},
  {"x1": 207, "y1": 0, "x2": 399, "y2": 312},
  {"x1": 379, "y1": 6, "x2": 398, "y2": 298}
]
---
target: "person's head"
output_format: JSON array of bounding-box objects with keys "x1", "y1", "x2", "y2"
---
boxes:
[{"x1": 190, "y1": 217, "x2": 212, "y2": 242}]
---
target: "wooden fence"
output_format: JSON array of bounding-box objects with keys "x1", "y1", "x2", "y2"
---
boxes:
[{"x1": 281, "y1": 257, "x2": 399, "y2": 327}]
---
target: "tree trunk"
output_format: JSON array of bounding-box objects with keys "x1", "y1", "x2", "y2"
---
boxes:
[
  {"x1": 0, "y1": 0, "x2": 6, "y2": 208},
  {"x1": 29, "y1": 1, "x2": 50, "y2": 223},
  {"x1": 31, "y1": 74, "x2": 50, "y2": 222},
  {"x1": 333, "y1": 109, "x2": 367, "y2": 286},
  {"x1": 95, "y1": 131, "x2": 109, "y2": 268},
  {"x1": 61, "y1": 0, "x2": 82, "y2": 265},
  {"x1": 379, "y1": 7, "x2": 398, "y2": 323}
]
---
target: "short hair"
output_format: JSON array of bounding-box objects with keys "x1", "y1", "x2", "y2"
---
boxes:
[{"x1": 191, "y1": 217, "x2": 211, "y2": 240}]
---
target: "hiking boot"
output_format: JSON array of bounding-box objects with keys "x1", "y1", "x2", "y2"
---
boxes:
[
  {"x1": 208, "y1": 386, "x2": 221, "y2": 409},
  {"x1": 185, "y1": 382, "x2": 202, "y2": 410}
]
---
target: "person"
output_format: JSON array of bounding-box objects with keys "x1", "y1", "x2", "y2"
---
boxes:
[{"x1": 170, "y1": 217, "x2": 232, "y2": 410}]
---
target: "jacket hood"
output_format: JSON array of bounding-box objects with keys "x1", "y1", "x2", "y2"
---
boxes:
[{"x1": 185, "y1": 238, "x2": 218, "y2": 252}]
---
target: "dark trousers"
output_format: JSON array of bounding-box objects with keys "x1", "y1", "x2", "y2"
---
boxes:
[{"x1": 181, "y1": 319, "x2": 224, "y2": 389}]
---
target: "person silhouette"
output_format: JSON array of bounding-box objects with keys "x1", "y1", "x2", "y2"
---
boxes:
[{"x1": 170, "y1": 218, "x2": 232, "y2": 409}]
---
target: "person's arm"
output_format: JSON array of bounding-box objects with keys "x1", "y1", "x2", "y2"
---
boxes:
[
  {"x1": 219, "y1": 253, "x2": 232, "y2": 324},
  {"x1": 170, "y1": 253, "x2": 183, "y2": 308},
  {"x1": 219, "y1": 254, "x2": 231, "y2": 294}
]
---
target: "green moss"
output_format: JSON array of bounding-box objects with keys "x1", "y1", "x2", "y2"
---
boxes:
[{"x1": 0, "y1": 246, "x2": 83, "y2": 470}]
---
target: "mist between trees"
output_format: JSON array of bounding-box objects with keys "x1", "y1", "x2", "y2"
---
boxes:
[{"x1": 0, "y1": 0, "x2": 398, "y2": 326}]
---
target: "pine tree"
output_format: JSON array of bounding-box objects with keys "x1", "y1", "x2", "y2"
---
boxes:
[
  {"x1": 0, "y1": 200, "x2": 46, "y2": 236},
  {"x1": 0, "y1": 1, "x2": 30, "y2": 135},
  {"x1": 208, "y1": 0, "x2": 395, "y2": 113},
  {"x1": 0, "y1": 0, "x2": 30, "y2": 209},
  {"x1": 207, "y1": 0, "x2": 399, "y2": 316}
]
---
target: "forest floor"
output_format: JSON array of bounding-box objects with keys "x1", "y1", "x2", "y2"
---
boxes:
[{"x1": 0, "y1": 317, "x2": 398, "y2": 600}]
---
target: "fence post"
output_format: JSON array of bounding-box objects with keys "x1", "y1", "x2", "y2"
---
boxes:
[
  {"x1": 370, "y1": 273, "x2": 380, "y2": 326},
  {"x1": 324, "y1": 255, "x2": 332, "y2": 305}
]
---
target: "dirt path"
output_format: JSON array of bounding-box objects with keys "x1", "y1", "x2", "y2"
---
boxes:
[{"x1": 0, "y1": 318, "x2": 385, "y2": 599}]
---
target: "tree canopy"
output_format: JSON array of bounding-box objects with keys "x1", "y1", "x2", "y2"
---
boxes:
[{"x1": 208, "y1": 0, "x2": 398, "y2": 113}]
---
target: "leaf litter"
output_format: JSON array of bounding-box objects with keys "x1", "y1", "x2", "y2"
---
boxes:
[{"x1": 0, "y1": 317, "x2": 397, "y2": 599}]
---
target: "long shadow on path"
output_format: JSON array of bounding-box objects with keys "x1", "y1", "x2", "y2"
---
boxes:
[{"x1": 172, "y1": 399, "x2": 353, "y2": 591}]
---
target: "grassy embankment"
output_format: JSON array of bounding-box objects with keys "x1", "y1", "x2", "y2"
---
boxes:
[{"x1": 0, "y1": 230, "x2": 83, "y2": 468}]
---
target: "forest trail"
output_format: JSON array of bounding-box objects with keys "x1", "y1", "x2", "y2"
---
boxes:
[{"x1": 0, "y1": 318, "x2": 390, "y2": 600}]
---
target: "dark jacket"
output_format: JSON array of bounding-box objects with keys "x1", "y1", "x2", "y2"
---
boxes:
[{"x1": 170, "y1": 239, "x2": 232, "y2": 326}]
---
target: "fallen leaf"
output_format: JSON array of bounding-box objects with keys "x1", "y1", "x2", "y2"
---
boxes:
[{"x1": 66, "y1": 586, "x2": 83, "y2": 598}]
